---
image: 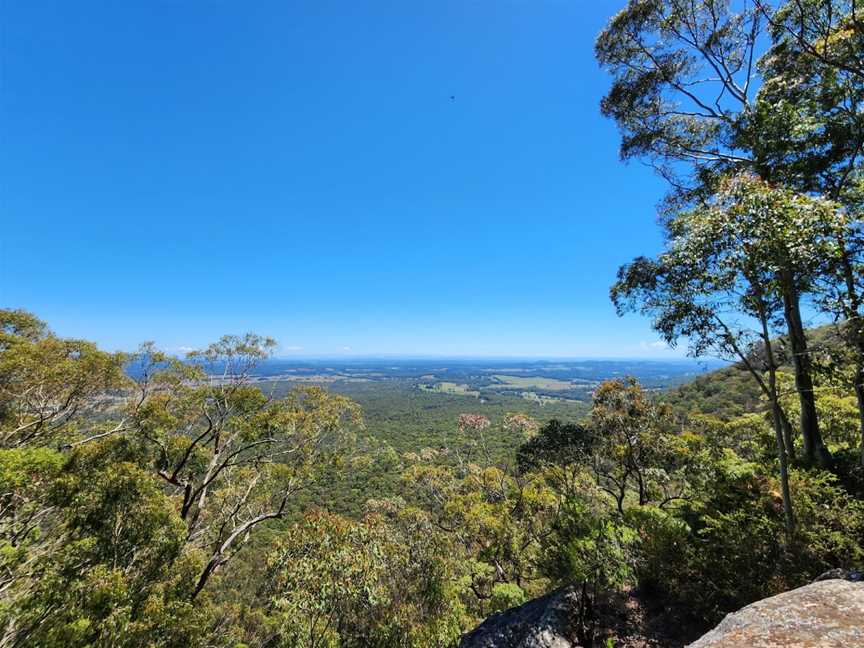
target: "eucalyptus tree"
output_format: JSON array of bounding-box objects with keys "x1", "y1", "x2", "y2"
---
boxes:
[
  {"x1": 749, "y1": 1, "x2": 864, "y2": 200},
  {"x1": 752, "y1": 3, "x2": 864, "y2": 428},
  {"x1": 129, "y1": 336, "x2": 362, "y2": 599},
  {"x1": 754, "y1": 0, "x2": 864, "y2": 84},
  {"x1": 0, "y1": 308, "x2": 365, "y2": 641},
  {"x1": 0, "y1": 313, "x2": 204, "y2": 646},
  {"x1": 261, "y1": 509, "x2": 463, "y2": 648},
  {"x1": 402, "y1": 414, "x2": 563, "y2": 616},
  {"x1": 611, "y1": 175, "x2": 848, "y2": 534},
  {"x1": 595, "y1": 0, "x2": 762, "y2": 205},
  {"x1": 588, "y1": 378, "x2": 693, "y2": 514},
  {"x1": 619, "y1": 174, "x2": 844, "y2": 456},
  {"x1": 0, "y1": 310, "x2": 134, "y2": 645},
  {"x1": 751, "y1": 0, "x2": 864, "y2": 462},
  {"x1": 596, "y1": 0, "x2": 863, "y2": 202},
  {"x1": 817, "y1": 216, "x2": 864, "y2": 464},
  {"x1": 613, "y1": 250, "x2": 803, "y2": 534},
  {"x1": 0, "y1": 309, "x2": 127, "y2": 449},
  {"x1": 597, "y1": 1, "x2": 864, "y2": 461}
]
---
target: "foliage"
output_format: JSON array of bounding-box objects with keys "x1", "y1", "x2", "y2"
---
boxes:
[
  {"x1": 589, "y1": 379, "x2": 698, "y2": 513},
  {"x1": 595, "y1": 0, "x2": 863, "y2": 209},
  {"x1": 129, "y1": 345, "x2": 362, "y2": 598},
  {"x1": 637, "y1": 459, "x2": 864, "y2": 624},
  {"x1": 0, "y1": 311, "x2": 127, "y2": 448},
  {"x1": 750, "y1": 0, "x2": 864, "y2": 201},
  {"x1": 516, "y1": 419, "x2": 594, "y2": 474},
  {"x1": 0, "y1": 311, "x2": 362, "y2": 646},
  {"x1": 595, "y1": 0, "x2": 760, "y2": 203},
  {"x1": 5, "y1": 292, "x2": 864, "y2": 646},
  {"x1": 6, "y1": 438, "x2": 207, "y2": 647},
  {"x1": 259, "y1": 509, "x2": 463, "y2": 648},
  {"x1": 1, "y1": 2, "x2": 863, "y2": 644}
]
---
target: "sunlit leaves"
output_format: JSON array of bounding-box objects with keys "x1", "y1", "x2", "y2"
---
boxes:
[
  {"x1": 263, "y1": 509, "x2": 463, "y2": 647},
  {"x1": 0, "y1": 310, "x2": 128, "y2": 448}
]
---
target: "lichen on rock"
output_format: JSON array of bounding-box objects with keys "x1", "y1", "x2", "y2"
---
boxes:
[{"x1": 687, "y1": 579, "x2": 864, "y2": 648}]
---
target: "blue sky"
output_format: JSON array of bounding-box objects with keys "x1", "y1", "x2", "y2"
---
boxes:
[{"x1": 2, "y1": 0, "x2": 679, "y2": 358}]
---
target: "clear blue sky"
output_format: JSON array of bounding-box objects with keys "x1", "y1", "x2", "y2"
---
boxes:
[{"x1": 2, "y1": 0, "x2": 679, "y2": 358}]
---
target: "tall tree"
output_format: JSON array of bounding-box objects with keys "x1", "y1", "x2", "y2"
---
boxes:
[
  {"x1": 595, "y1": 0, "x2": 762, "y2": 204},
  {"x1": 612, "y1": 247, "x2": 797, "y2": 538},
  {"x1": 129, "y1": 336, "x2": 361, "y2": 599},
  {"x1": 610, "y1": 175, "x2": 850, "y2": 532},
  {"x1": 616, "y1": 175, "x2": 841, "y2": 469},
  {"x1": 817, "y1": 218, "x2": 864, "y2": 464},
  {"x1": 596, "y1": 0, "x2": 863, "y2": 202},
  {"x1": 749, "y1": 0, "x2": 864, "y2": 463},
  {"x1": 597, "y1": 1, "x2": 864, "y2": 461}
]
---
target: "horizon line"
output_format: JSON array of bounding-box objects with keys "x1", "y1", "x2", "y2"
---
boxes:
[{"x1": 255, "y1": 354, "x2": 726, "y2": 363}]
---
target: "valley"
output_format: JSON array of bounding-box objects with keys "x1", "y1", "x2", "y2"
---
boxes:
[{"x1": 248, "y1": 358, "x2": 721, "y2": 454}]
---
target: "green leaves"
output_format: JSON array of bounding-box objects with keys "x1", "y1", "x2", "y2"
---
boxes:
[
  {"x1": 596, "y1": 0, "x2": 759, "y2": 203},
  {"x1": 752, "y1": 1, "x2": 864, "y2": 198},
  {"x1": 264, "y1": 509, "x2": 463, "y2": 647},
  {"x1": 5, "y1": 437, "x2": 206, "y2": 647},
  {"x1": 597, "y1": 1, "x2": 863, "y2": 211},
  {"x1": 0, "y1": 311, "x2": 129, "y2": 449},
  {"x1": 0, "y1": 313, "x2": 367, "y2": 644},
  {"x1": 613, "y1": 173, "x2": 848, "y2": 364}
]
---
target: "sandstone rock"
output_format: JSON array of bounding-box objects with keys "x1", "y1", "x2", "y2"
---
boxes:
[{"x1": 687, "y1": 580, "x2": 864, "y2": 648}]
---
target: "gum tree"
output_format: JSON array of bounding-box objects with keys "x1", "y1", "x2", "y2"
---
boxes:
[
  {"x1": 622, "y1": 174, "x2": 844, "y2": 454},
  {"x1": 595, "y1": 0, "x2": 762, "y2": 204},
  {"x1": 610, "y1": 175, "x2": 850, "y2": 535},
  {"x1": 597, "y1": 1, "x2": 864, "y2": 464},
  {"x1": 596, "y1": 0, "x2": 863, "y2": 203},
  {"x1": 129, "y1": 336, "x2": 362, "y2": 598}
]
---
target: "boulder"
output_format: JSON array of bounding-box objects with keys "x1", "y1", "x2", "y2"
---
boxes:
[
  {"x1": 687, "y1": 579, "x2": 864, "y2": 648},
  {"x1": 459, "y1": 585, "x2": 580, "y2": 648},
  {"x1": 459, "y1": 585, "x2": 695, "y2": 648}
]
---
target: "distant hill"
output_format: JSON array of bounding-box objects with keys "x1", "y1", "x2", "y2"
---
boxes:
[
  {"x1": 662, "y1": 324, "x2": 847, "y2": 419},
  {"x1": 663, "y1": 363, "x2": 762, "y2": 419}
]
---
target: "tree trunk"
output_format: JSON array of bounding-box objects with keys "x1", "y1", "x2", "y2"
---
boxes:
[
  {"x1": 854, "y1": 365, "x2": 864, "y2": 467},
  {"x1": 756, "y1": 299, "x2": 795, "y2": 541},
  {"x1": 782, "y1": 284, "x2": 831, "y2": 468},
  {"x1": 838, "y1": 244, "x2": 864, "y2": 466},
  {"x1": 769, "y1": 388, "x2": 795, "y2": 542},
  {"x1": 778, "y1": 407, "x2": 796, "y2": 462}
]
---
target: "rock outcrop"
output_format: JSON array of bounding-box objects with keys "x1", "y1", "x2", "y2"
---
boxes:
[
  {"x1": 459, "y1": 585, "x2": 695, "y2": 648},
  {"x1": 687, "y1": 578, "x2": 864, "y2": 648},
  {"x1": 461, "y1": 575, "x2": 864, "y2": 648},
  {"x1": 459, "y1": 585, "x2": 579, "y2": 648}
]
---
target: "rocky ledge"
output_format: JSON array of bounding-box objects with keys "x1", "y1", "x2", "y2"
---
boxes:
[{"x1": 687, "y1": 577, "x2": 864, "y2": 648}]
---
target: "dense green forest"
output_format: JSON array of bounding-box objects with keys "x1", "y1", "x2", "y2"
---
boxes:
[
  {"x1": 2, "y1": 0, "x2": 864, "y2": 646},
  {"x1": 2, "y1": 302, "x2": 864, "y2": 646},
  {"x1": 269, "y1": 381, "x2": 588, "y2": 517}
]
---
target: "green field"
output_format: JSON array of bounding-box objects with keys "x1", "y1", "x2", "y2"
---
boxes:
[
  {"x1": 419, "y1": 381, "x2": 480, "y2": 397},
  {"x1": 519, "y1": 391, "x2": 564, "y2": 405},
  {"x1": 490, "y1": 374, "x2": 578, "y2": 391}
]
